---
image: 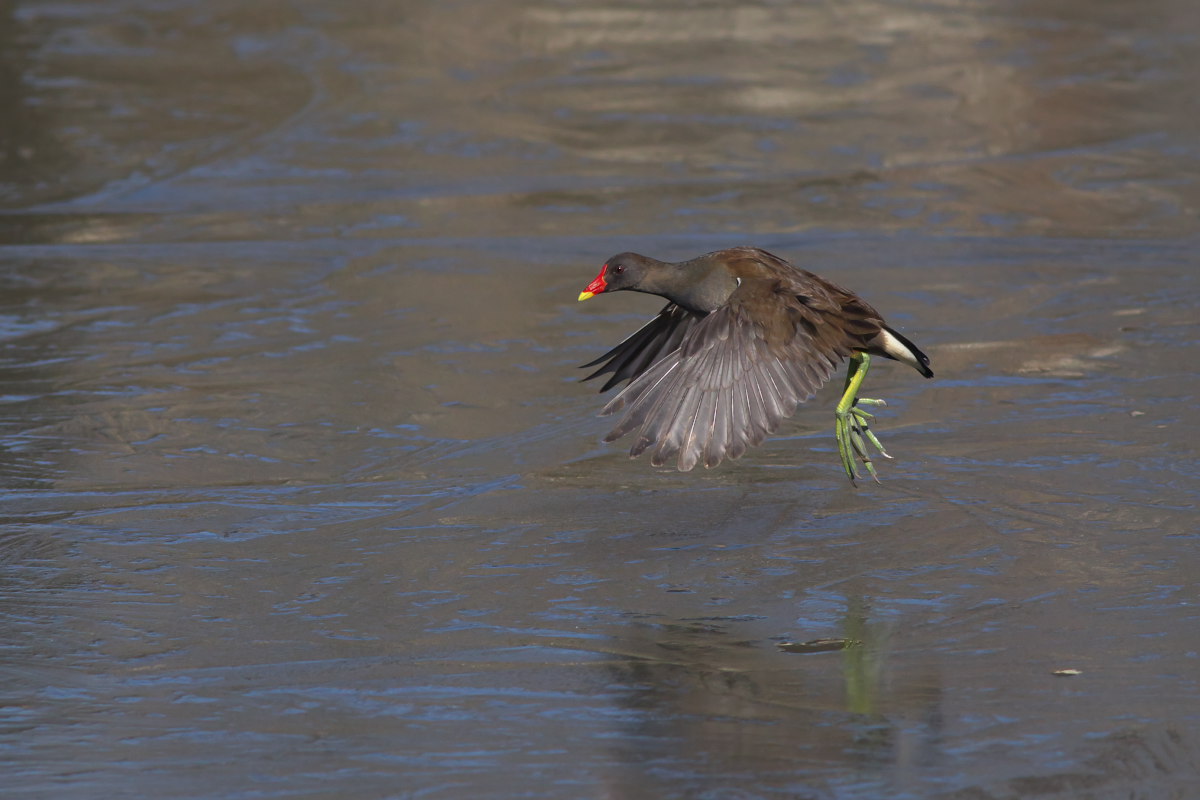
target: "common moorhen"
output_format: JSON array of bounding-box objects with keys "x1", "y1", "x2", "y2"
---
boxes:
[{"x1": 577, "y1": 246, "x2": 933, "y2": 481}]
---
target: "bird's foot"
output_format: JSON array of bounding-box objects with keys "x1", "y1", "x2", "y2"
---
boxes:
[{"x1": 835, "y1": 397, "x2": 893, "y2": 484}]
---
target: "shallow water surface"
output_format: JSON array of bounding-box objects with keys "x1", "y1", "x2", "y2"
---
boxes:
[{"x1": 1, "y1": 1, "x2": 1198, "y2": 798}]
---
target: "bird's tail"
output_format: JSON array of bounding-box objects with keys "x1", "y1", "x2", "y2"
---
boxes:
[{"x1": 874, "y1": 326, "x2": 933, "y2": 378}]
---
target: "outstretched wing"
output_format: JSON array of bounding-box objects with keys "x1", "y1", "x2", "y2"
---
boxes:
[
  {"x1": 599, "y1": 280, "x2": 869, "y2": 471},
  {"x1": 580, "y1": 303, "x2": 702, "y2": 392}
]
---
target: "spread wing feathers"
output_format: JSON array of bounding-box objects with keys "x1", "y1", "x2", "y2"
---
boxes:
[
  {"x1": 580, "y1": 303, "x2": 701, "y2": 392},
  {"x1": 600, "y1": 289, "x2": 863, "y2": 471}
]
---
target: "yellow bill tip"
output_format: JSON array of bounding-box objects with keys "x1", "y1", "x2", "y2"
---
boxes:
[{"x1": 577, "y1": 291, "x2": 595, "y2": 302}]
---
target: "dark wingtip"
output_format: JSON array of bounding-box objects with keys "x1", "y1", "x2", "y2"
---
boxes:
[
  {"x1": 578, "y1": 352, "x2": 610, "y2": 370},
  {"x1": 578, "y1": 363, "x2": 625, "y2": 392}
]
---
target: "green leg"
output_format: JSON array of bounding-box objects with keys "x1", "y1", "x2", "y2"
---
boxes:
[{"x1": 834, "y1": 352, "x2": 892, "y2": 483}]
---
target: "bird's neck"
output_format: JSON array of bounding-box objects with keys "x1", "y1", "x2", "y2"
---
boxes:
[{"x1": 638, "y1": 260, "x2": 739, "y2": 314}]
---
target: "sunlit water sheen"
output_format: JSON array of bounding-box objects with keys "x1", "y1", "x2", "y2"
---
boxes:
[{"x1": 2, "y1": 1, "x2": 1198, "y2": 798}]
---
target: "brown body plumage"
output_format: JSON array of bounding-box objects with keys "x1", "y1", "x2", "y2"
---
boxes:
[{"x1": 578, "y1": 247, "x2": 932, "y2": 472}]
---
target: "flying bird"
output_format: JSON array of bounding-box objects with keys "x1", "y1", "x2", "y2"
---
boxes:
[{"x1": 577, "y1": 246, "x2": 933, "y2": 482}]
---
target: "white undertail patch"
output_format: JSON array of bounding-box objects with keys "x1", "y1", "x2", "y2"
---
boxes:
[{"x1": 876, "y1": 328, "x2": 922, "y2": 371}]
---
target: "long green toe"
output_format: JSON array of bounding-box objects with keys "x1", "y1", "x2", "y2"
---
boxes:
[{"x1": 833, "y1": 353, "x2": 894, "y2": 484}]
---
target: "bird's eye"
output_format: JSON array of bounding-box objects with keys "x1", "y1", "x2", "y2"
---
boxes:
[{"x1": 613, "y1": 264, "x2": 625, "y2": 275}]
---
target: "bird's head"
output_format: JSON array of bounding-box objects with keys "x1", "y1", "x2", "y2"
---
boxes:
[{"x1": 577, "y1": 253, "x2": 648, "y2": 301}]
